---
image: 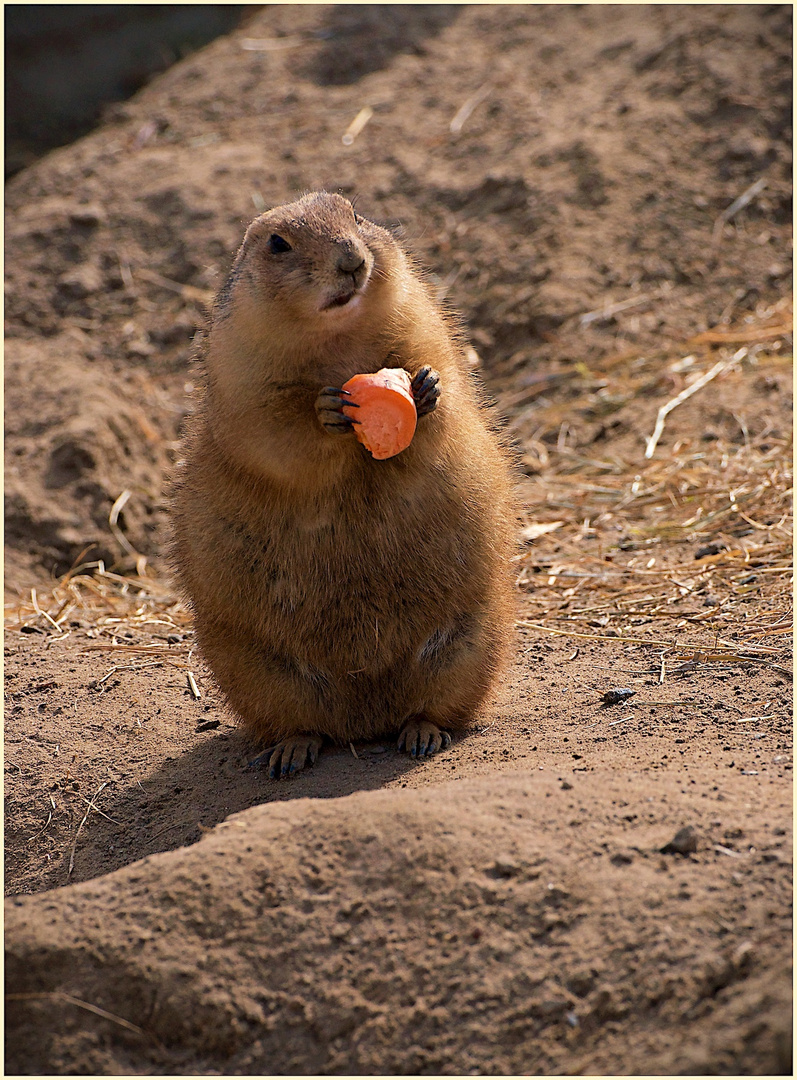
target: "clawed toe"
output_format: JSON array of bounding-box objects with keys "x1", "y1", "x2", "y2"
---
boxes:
[
  {"x1": 397, "y1": 718, "x2": 452, "y2": 759},
  {"x1": 315, "y1": 387, "x2": 360, "y2": 435},
  {"x1": 410, "y1": 367, "x2": 441, "y2": 418},
  {"x1": 249, "y1": 736, "x2": 322, "y2": 779}
]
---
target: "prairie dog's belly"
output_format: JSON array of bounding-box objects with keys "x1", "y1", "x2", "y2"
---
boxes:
[{"x1": 194, "y1": 476, "x2": 484, "y2": 674}]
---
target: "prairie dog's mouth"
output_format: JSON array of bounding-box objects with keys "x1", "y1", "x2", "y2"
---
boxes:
[
  {"x1": 319, "y1": 277, "x2": 369, "y2": 314},
  {"x1": 324, "y1": 290, "x2": 356, "y2": 310}
]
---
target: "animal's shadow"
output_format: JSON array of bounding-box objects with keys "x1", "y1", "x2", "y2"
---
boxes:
[{"x1": 67, "y1": 729, "x2": 434, "y2": 886}]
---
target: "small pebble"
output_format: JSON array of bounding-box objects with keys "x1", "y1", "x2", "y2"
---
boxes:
[
  {"x1": 610, "y1": 850, "x2": 634, "y2": 866},
  {"x1": 660, "y1": 825, "x2": 698, "y2": 855},
  {"x1": 603, "y1": 687, "x2": 635, "y2": 705},
  {"x1": 196, "y1": 719, "x2": 221, "y2": 733}
]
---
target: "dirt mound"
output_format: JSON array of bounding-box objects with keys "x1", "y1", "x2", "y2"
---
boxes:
[
  {"x1": 6, "y1": 773, "x2": 792, "y2": 1075},
  {"x1": 4, "y1": 4, "x2": 792, "y2": 1076}
]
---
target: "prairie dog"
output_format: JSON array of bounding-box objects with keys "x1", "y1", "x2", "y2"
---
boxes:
[{"x1": 170, "y1": 191, "x2": 516, "y2": 778}]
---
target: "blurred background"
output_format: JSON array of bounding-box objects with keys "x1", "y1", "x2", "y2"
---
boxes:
[{"x1": 5, "y1": 4, "x2": 251, "y2": 176}]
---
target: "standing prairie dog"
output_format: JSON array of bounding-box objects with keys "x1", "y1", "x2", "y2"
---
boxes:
[{"x1": 170, "y1": 191, "x2": 516, "y2": 778}]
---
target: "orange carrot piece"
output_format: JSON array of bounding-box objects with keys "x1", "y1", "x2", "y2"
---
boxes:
[{"x1": 342, "y1": 368, "x2": 418, "y2": 460}]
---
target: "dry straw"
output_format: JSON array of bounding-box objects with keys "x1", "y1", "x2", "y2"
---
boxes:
[
  {"x1": 6, "y1": 558, "x2": 194, "y2": 670},
  {"x1": 509, "y1": 297, "x2": 792, "y2": 677},
  {"x1": 5, "y1": 299, "x2": 792, "y2": 684}
]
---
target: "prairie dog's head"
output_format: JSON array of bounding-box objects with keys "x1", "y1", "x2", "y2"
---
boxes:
[{"x1": 215, "y1": 192, "x2": 406, "y2": 336}]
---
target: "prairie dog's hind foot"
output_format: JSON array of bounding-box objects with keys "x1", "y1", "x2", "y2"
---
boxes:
[
  {"x1": 397, "y1": 717, "x2": 452, "y2": 759},
  {"x1": 315, "y1": 387, "x2": 360, "y2": 435},
  {"x1": 411, "y1": 367, "x2": 440, "y2": 418},
  {"x1": 250, "y1": 735, "x2": 323, "y2": 779}
]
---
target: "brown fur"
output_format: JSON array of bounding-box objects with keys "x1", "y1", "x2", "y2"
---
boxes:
[{"x1": 170, "y1": 192, "x2": 516, "y2": 760}]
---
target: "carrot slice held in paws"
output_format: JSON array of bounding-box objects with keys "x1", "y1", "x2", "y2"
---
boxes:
[{"x1": 342, "y1": 367, "x2": 418, "y2": 460}]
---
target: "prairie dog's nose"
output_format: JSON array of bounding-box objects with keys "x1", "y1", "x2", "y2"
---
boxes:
[{"x1": 336, "y1": 240, "x2": 366, "y2": 275}]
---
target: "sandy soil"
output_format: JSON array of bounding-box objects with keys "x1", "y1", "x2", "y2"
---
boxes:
[{"x1": 4, "y1": 5, "x2": 793, "y2": 1075}]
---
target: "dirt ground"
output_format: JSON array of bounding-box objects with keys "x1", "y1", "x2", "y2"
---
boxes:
[{"x1": 4, "y1": 5, "x2": 793, "y2": 1076}]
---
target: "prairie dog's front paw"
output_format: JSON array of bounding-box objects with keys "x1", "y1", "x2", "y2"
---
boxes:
[
  {"x1": 411, "y1": 367, "x2": 440, "y2": 418},
  {"x1": 315, "y1": 387, "x2": 360, "y2": 435}
]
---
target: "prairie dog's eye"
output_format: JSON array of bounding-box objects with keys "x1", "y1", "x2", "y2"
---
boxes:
[
  {"x1": 267, "y1": 234, "x2": 292, "y2": 254},
  {"x1": 354, "y1": 212, "x2": 364, "y2": 225}
]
